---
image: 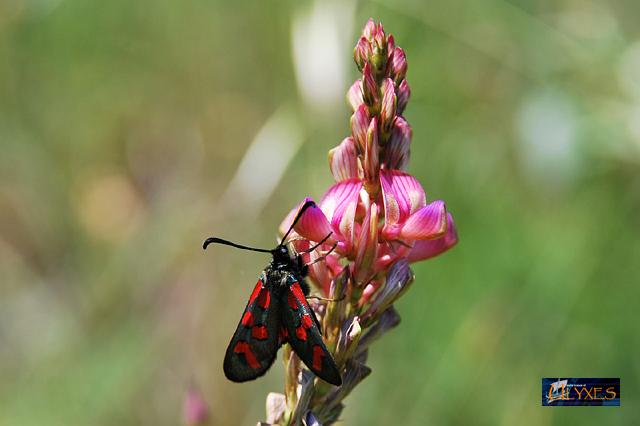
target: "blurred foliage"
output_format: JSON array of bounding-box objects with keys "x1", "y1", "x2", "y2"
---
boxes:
[{"x1": 1, "y1": 0, "x2": 639, "y2": 425}]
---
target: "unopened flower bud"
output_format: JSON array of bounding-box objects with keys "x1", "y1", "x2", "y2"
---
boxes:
[
  {"x1": 390, "y1": 47, "x2": 407, "y2": 84},
  {"x1": 363, "y1": 117, "x2": 380, "y2": 188},
  {"x1": 353, "y1": 36, "x2": 370, "y2": 71},
  {"x1": 361, "y1": 63, "x2": 378, "y2": 106},
  {"x1": 379, "y1": 78, "x2": 397, "y2": 134},
  {"x1": 354, "y1": 203, "x2": 379, "y2": 285},
  {"x1": 386, "y1": 34, "x2": 395, "y2": 59},
  {"x1": 372, "y1": 25, "x2": 386, "y2": 52},
  {"x1": 362, "y1": 18, "x2": 376, "y2": 40},
  {"x1": 328, "y1": 137, "x2": 359, "y2": 182},
  {"x1": 384, "y1": 116, "x2": 411, "y2": 170},
  {"x1": 396, "y1": 79, "x2": 410, "y2": 115},
  {"x1": 346, "y1": 80, "x2": 364, "y2": 112},
  {"x1": 350, "y1": 104, "x2": 370, "y2": 152}
]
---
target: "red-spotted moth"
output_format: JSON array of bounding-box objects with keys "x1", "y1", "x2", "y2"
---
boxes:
[{"x1": 203, "y1": 201, "x2": 342, "y2": 386}]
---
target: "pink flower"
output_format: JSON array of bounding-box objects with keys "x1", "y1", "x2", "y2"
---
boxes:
[{"x1": 379, "y1": 170, "x2": 449, "y2": 242}]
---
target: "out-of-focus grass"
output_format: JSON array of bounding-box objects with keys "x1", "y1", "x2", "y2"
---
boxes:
[{"x1": 1, "y1": 0, "x2": 639, "y2": 425}]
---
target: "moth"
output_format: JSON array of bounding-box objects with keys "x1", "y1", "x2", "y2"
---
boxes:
[{"x1": 203, "y1": 201, "x2": 342, "y2": 386}]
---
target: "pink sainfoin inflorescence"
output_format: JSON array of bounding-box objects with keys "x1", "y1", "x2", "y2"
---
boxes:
[
  {"x1": 281, "y1": 19, "x2": 457, "y2": 298},
  {"x1": 271, "y1": 19, "x2": 458, "y2": 425}
]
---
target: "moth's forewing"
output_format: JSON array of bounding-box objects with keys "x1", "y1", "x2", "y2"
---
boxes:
[{"x1": 223, "y1": 276, "x2": 282, "y2": 382}]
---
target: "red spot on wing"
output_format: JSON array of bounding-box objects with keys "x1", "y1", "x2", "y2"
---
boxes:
[
  {"x1": 287, "y1": 291, "x2": 298, "y2": 310},
  {"x1": 312, "y1": 345, "x2": 324, "y2": 372},
  {"x1": 295, "y1": 326, "x2": 307, "y2": 341},
  {"x1": 241, "y1": 311, "x2": 254, "y2": 327},
  {"x1": 290, "y1": 282, "x2": 307, "y2": 306},
  {"x1": 301, "y1": 314, "x2": 313, "y2": 329},
  {"x1": 251, "y1": 325, "x2": 268, "y2": 340},
  {"x1": 233, "y1": 341, "x2": 260, "y2": 369},
  {"x1": 257, "y1": 288, "x2": 271, "y2": 309},
  {"x1": 248, "y1": 280, "x2": 262, "y2": 304}
]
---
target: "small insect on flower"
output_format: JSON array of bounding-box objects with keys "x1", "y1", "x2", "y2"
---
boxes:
[{"x1": 203, "y1": 201, "x2": 343, "y2": 386}]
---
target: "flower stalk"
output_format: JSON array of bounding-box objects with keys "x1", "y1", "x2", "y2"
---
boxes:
[{"x1": 263, "y1": 19, "x2": 458, "y2": 425}]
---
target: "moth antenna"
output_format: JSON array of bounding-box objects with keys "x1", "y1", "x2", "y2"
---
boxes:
[
  {"x1": 301, "y1": 232, "x2": 333, "y2": 254},
  {"x1": 305, "y1": 242, "x2": 338, "y2": 267},
  {"x1": 280, "y1": 200, "x2": 316, "y2": 246},
  {"x1": 203, "y1": 237, "x2": 272, "y2": 253}
]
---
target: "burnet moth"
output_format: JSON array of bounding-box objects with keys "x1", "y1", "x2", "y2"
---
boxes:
[{"x1": 203, "y1": 200, "x2": 342, "y2": 386}]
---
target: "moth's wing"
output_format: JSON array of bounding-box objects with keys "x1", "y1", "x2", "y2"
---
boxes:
[
  {"x1": 223, "y1": 277, "x2": 282, "y2": 382},
  {"x1": 281, "y1": 279, "x2": 342, "y2": 386}
]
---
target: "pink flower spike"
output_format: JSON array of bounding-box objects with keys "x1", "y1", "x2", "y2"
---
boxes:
[
  {"x1": 347, "y1": 80, "x2": 364, "y2": 112},
  {"x1": 293, "y1": 197, "x2": 335, "y2": 243},
  {"x1": 362, "y1": 63, "x2": 378, "y2": 106},
  {"x1": 320, "y1": 179, "x2": 363, "y2": 250},
  {"x1": 385, "y1": 116, "x2": 411, "y2": 170},
  {"x1": 380, "y1": 170, "x2": 426, "y2": 240},
  {"x1": 329, "y1": 137, "x2": 359, "y2": 182},
  {"x1": 396, "y1": 79, "x2": 410, "y2": 115},
  {"x1": 407, "y1": 213, "x2": 458, "y2": 262},
  {"x1": 400, "y1": 200, "x2": 447, "y2": 240},
  {"x1": 350, "y1": 104, "x2": 370, "y2": 152},
  {"x1": 380, "y1": 78, "x2": 397, "y2": 133}
]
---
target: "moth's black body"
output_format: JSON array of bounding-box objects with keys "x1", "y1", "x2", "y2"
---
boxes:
[{"x1": 204, "y1": 201, "x2": 342, "y2": 386}]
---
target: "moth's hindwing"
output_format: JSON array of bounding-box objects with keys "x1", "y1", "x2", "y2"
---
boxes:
[
  {"x1": 281, "y1": 276, "x2": 342, "y2": 386},
  {"x1": 223, "y1": 276, "x2": 281, "y2": 382}
]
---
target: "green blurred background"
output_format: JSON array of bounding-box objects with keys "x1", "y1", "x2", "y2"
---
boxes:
[{"x1": 1, "y1": 0, "x2": 638, "y2": 424}]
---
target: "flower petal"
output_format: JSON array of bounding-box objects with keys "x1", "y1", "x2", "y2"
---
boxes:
[
  {"x1": 346, "y1": 80, "x2": 364, "y2": 112},
  {"x1": 328, "y1": 137, "x2": 359, "y2": 182},
  {"x1": 292, "y1": 197, "x2": 334, "y2": 243},
  {"x1": 350, "y1": 104, "x2": 370, "y2": 152},
  {"x1": 320, "y1": 178, "x2": 363, "y2": 247},
  {"x1": 400, "y1": 200, "x2": 447, "y2": 240},
  {"x1": 407, "y1": 213, "x2": 458, "y2": 262},
  {"x1": 380, "y1": 169, "x2": 426, "y2": 239}
]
